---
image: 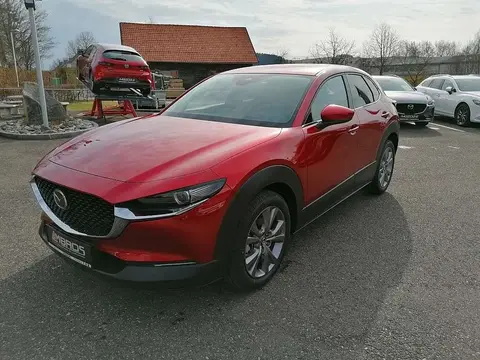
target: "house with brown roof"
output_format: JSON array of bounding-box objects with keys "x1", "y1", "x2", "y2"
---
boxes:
[{"x1": 119, "y1": 22, "x2": 258, "y2": 89}]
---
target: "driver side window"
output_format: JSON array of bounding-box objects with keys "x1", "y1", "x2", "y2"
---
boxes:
[
  {"x1": 309, "y1": 76, "x2": 349, "y2": 122},
  {"x1": 442, "y1": 80, "x2": 454, "y2": 91}
]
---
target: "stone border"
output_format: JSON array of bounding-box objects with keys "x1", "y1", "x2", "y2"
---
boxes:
[{"x1": 0, "y1": 121, "x2": 98, "y2": 140}]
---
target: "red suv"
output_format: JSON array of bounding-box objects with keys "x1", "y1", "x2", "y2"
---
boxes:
[
  {"x1": 76, "y1": 43, "x2": 153, "y2": 96},
  {"x1": 31, "y1": 64, "x2": 399, "y2": 291}
]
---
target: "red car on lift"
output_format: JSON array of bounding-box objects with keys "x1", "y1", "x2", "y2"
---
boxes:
[
  {"x1": 76, "y1": 43, "x2": 153, "y2": 96},
  {"x1": 31, "y1": 64, "x2": 399, "y2": 291}
]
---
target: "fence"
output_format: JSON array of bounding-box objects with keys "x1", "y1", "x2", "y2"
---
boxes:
[
  {"x1": 0, "y1": 87, "x2": 95, "y2": 102},
  {"x1": 0, "y1": 67, "x2": 82, "y2": 88}
]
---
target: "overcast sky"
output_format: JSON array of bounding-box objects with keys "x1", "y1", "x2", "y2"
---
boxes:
[{"x1": 40, "y1": 0, "x2": 479, "y2": 66}]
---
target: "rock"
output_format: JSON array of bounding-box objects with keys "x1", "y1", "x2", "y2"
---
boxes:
[{"x1": 23, "y1": 82, "x2": 67, "y2": 125}]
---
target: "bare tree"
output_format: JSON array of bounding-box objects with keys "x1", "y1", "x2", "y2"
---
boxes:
[
  {"x1": 66, "y1": 31, "x2": 96, "y2": 58},
  {"x1": 275, "y1": 49, "x2": 289, "y2": 63},
  {"x1": 310, "y1": 28, "x2": 355, "y2": 64},
  {"x1": 398, "y1": 40, "x2": 435, "y2": 85},
  {"x1": 462, "y1": 30, "x2": 480, "y2": 74},
  {"x1": 363, "y1": 23, "x2": 400, "y2": 75},
  {"x1": 0, "y1": 0, "x2": 55, "y2": 69},
  {"x1": 434, "y1": 40, "x2": 458, "y2": 57}
]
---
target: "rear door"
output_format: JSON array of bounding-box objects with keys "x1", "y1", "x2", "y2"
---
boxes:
[{"x1": 345, "y1": 73, "x2": 386, "y2": 174}]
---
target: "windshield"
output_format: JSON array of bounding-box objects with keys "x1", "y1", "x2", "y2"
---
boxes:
[
  {"x1": 162, "y1": 73, "x2": 313, "y2": 127},
  {"x1": 374, "y1": 77, "x2": 414, "y2": 92},
  {"x1": 103, "y1": 50, "x2": 144, "y2": 62},
  {"x1": 454, "y1": 78, "x2": 480, "y2": 92}
]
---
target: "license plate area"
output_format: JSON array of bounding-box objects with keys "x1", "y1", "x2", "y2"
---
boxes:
[
  {"x1": 46, "y1": 226, "x2": 93, "y2": 268},
  {"x1": 118, "y1": 77, "x2": 136, "y2": 83},
  {"x1": 400, "y1": 114, "x2": 418, "y2": 120}
]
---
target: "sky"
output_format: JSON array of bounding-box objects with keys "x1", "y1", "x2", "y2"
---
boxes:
[{"x1": 38, "y1": 0, "x2": 479, "y2": 67}]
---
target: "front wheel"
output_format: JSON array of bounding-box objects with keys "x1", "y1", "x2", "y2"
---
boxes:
[
  {"x1": 368, "y1": 140, "x2": 396, "y2": 195},
  {"x1": 226, "y1": 190, "x2": 291, "y2": 292},
  {"x1": 455, "y1": 103, "x2": 471, "y2": 127}
]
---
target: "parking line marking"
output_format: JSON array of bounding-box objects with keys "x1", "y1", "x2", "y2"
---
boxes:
[
  {"x1": 399, "y1": 145, "x2": 414, "y2": 149},
  {"x1": 431, "y1": 123, "x2": 466, "y2": 133},
  {"x1": 448, "y1": 146, "x2": 460, "y2": 149}
]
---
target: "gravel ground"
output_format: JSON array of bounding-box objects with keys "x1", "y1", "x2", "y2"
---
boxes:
[{"x1": 0, "y1": 119, "x2": 479, "y2": 360}]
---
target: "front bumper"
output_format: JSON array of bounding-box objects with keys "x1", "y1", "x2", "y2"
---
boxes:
[
  {"x1": 397, "y1": 104, "x2": 434, "y2": 122},
  {"x1": 38, "y1": 220, "x2": 221, "y2": 284}
]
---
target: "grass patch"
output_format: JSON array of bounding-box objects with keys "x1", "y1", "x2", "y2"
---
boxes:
[{"x1": 67, "y1": 101, "x2": 118, "y2": 112}]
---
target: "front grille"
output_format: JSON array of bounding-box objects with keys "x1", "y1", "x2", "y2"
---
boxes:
[
  {"x1": 396, "y1": 103, "x2": 427, "y2": 115},
  {"x1": 35, "y1": 177, "x2": 114, "y2": 237}
]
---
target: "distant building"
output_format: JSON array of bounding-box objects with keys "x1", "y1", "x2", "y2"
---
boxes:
[{"x1": 119, "y1": 22, "x2": 258, "y2": 89}]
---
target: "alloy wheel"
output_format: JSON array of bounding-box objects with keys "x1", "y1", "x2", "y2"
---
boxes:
[
  {"x1": 244, "y1": 206, "x2": 286, "y2": 278},
  {"x1": 378, "y1": 147, "x2": 394, "y2": 189},
  {"x1": 456, "y1": 106, "x2": 468, "y2": 126}
]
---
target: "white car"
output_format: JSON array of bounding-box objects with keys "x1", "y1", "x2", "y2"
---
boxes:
[{"x1": 416, "y1": 74, "x2": 480, "y2": 126}]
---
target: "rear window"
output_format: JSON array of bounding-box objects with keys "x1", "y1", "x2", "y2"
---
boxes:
[
  {"x1": 162, "y1": 73, "x2": 314, "y2": 128},
  {"x1": 103, "y1": 50, "x2": 144, "y2": 62}
]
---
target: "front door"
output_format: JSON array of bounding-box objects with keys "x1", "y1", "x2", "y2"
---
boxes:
[
  {"x1": 301, "y1": 74, "x2": 359, "y2": 206},
  {"x1": 428, "y1": 78, "x2": 446, "y2": 115},
  {"x1": 440, "y1": 79, "x2": 459, "y2": 117}
]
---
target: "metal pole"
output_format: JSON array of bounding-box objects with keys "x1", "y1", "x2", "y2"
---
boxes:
[
  {"x1": 10, "y1": 32, "x2": 20, "y2": 88},
  {"x1": 28, "y1": 7, "x2": 49, "y2": 128}
]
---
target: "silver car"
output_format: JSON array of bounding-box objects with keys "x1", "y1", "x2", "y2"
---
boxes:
[{"x1": 373, "y1": 75, "x2": 435, "y2": 127}]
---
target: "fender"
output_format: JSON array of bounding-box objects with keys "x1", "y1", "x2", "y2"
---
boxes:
[{"x1": 214, "y1": 165, "x2": 304, "y2": 263}]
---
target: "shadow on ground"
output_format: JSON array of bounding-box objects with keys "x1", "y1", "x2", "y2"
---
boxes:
[{"x1": 0, "y1": 192, "x2": 412, "y2": 359}]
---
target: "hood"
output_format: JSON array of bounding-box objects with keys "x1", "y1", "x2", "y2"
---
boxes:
[
  {"x1": 384, "y1": 90, "x2": 431, "y2": 103},
  {"x1": 47, "y1": 115, "x2": 281, "y2": 183}
]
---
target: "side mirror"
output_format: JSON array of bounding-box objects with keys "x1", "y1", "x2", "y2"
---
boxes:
[
  {"x1": 413, "y1": 87, "x2": 417, "y2": 91},
  {"x1": 445, "y1": 86, "x2": 456, "y2": 94},
  {"x1": 316, "y1": 104, "x2": 354, "y2": 128}
]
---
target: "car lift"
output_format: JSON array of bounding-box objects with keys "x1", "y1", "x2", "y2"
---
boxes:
[{"x1": 78, "y1": 78, "x2": 153, "y2": 123}]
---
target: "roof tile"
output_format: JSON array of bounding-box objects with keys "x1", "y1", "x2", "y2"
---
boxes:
[{"x1": 119, "y1": 23, "x2": 258, "y2": 64}]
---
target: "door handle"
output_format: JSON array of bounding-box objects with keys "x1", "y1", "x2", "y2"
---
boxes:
[
  {"x1": 381, "y1": 111, "x2": 390, "y2": 118},
  {"x1": 348, "y1": 125, "x2": 359, "y2": 135}
]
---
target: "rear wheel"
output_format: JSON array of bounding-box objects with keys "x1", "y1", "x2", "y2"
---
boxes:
[
  {"x1": 89, "y1": 71, "x2": 99, "y2": 94},
  {"x1": 368, "y1": 140, "x2": 395, "y2": 195},
  {"x1": 455, "y1": 103, "x2": 471, "y2": 127},
  {"x1": 226, "y1": 190, "x2": 290, "y2": 292}
]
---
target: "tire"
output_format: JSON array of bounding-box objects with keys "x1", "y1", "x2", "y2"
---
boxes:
[
  {"x1": 368, "y1": 140, "x2": 396, "y2": 195},
  {"x1": 415, "y1": 122, "x2": 429, "y2": 127},
  {"x1": 455, "y1": 103, "x2": 471, "y2": 127},
  {"x1": 226, "y1": 190, "x2": 291, "y2": 292}
]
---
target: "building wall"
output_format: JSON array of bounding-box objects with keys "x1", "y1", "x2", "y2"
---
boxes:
[{"x1": 148, "y1": 62, "x2": 254, "y2": 89}]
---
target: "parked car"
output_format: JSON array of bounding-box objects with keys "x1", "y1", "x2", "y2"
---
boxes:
[
  {"x1": 416, "y1": 74, "x2": 480, "y2": 126},
  {"x1": 373, "y1": 75, "x2": 435, "y2": 127},
  {"x1": 30, "y1": 64, "x2": 400, "y2": 291},
  {"x1": 76, "y1": 43, "x2": 153, "y2": 97}
]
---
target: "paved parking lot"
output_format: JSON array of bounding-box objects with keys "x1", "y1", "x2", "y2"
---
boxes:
[{"x1": 1, "y1": 119, "x2": 479, "y2": 360}]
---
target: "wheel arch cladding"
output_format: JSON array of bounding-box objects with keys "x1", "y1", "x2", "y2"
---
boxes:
[
  {"x1": 377, "y1": 121, "x2": 400, "y2": 160},
  {"x1": 214, "y1": 165, "x2": 303, "y2": 263}
]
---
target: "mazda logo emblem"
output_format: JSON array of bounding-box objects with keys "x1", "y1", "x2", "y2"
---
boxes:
[
  {"x1": 407, "y1": 104, "x2": 414, "y2": 110},
  {"x1": 124, "y1": 64, "x2": 129, "y2": 68},
  {"x1": 53, "y1": 189, "x2": 68, "y2": 210}
]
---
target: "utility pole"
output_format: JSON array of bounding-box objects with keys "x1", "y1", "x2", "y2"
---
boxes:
[
  {"x1": 10, "y1": 32, "x2": 20, "y2": 88},
  {"x1": 24, "y1": 0, "x2": 49, "y2": 128}
]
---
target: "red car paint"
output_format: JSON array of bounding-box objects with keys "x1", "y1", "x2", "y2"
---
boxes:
[
  {"x1": 76, "y1": 43, "x2": 153, "y2": 95},
  {"x1": 31, "y1": 64, "x2": 399, "y2": 282}
]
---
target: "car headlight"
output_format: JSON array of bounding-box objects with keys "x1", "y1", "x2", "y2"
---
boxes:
[
  {"x1": 473, "y1": 99, "x2": 480, "y2": 106},
  {"x1": 117, "y1": 179, "x2": 226, "y2": 217}
]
